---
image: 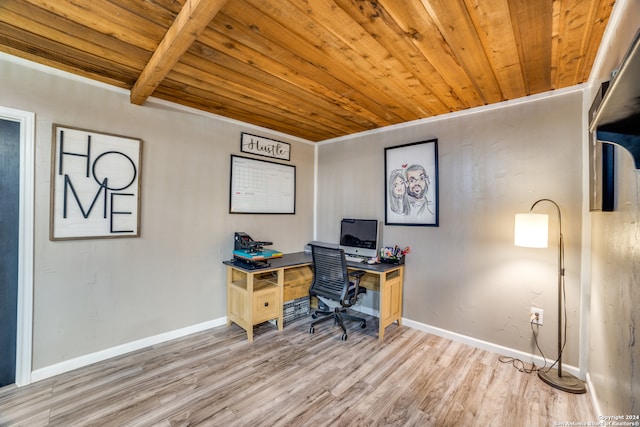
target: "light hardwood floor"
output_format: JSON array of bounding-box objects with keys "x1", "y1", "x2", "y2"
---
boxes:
[{"x1": 0, "y1": 314, "x2": 596, "y2": 426}]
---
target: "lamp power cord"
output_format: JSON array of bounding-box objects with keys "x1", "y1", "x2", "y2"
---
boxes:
[{"x1": 499, "y1": 272, "x2": 568, "y2": 375}]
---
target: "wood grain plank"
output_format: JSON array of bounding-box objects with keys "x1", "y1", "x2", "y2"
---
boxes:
[
  {"x1": 206, "y1": 8, "x2": 410, "y2": 128},
  {"x1": 153, "y1": 85, "x2": 334, "y2": 142},
  {"x1": 554, "y1": 0, "x2": 615, "y2": 87},
  {"x1": 0, "y1": 2, "x2": 149, "y2": 70},
  {"x1": 158, "y1": 66, "x2": 354, "y2": 140},
  {"x1": 463, "y1": 0, "x2": 527, "y2": 100},
  {"x1": 507, "y1": 0, "x2": 553, "y2": 94},
  {"x1": 19, "y1": 0, "x2": 165, "y2": 50},
  {"x1": 421, "y1": 0, "x2": 504, "y2": 105},
  {"x1": 191, "y1": 31, "x2": 383, "y2": 130},
  {"x1": 288, "y1": 0, "x2": 447, "y2": 118},
  {"x1": 0, "y1": 316, "x2": 597, "y2": 426},
  {"x1": 335, "y1": 0, "x2": 457, "y2": 113},
  {"x1": 576, "y1": 0, "x2": 614, "y2": 84},
  {"x1": 107, "y1": 0, "x2": 181, "y2": 28},
  {"x1": 382, "y1": 0, "x2": 486, "y2": 109},
  {"x1": 242, "y1": 0, "x2": 422, "y2": 124},
  {"x1": 0, "y1": 22, "x2": 137, "y2": 88}
]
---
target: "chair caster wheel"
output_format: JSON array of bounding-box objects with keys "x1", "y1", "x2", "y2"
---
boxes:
[
  {"x1": 309, "y1": 326, "x2": 314, "y2": 334},
  {"x1": 341, "y1": 333, "x2": 348, "y2": 341},
  {"x1": 360, "y1": 322, "x2": 366, "y2": 329}
]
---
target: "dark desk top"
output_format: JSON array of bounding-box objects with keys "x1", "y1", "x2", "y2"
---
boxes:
[{"x1": 224, "y1": 251, "x2": 403, "y2": 273}]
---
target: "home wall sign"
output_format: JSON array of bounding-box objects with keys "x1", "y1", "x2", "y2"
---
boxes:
[
  {"x1": 241, "y1": 132, "x2": 291, "y2": 161},
  {"x1": 50, "y1": 124, "x2": 142, "y2": 240}
]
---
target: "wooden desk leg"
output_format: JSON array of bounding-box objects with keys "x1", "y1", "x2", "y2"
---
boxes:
[
  {"x1": 378, "y1": 270, "x2": 385, "y2": 341},
  {"x1": 396, "y1": 267, "x2": 403, "y2": 328},
  {"x1": 246, "y1": 273, "x2": 254, "y2": 342},
  {"x1": 277, "y1": 268, "x2": 284, "y2": 331},
  {"x1": 226, "y1": 266, "x2": 233, "y2": 328},
  {"x1": 378, "y1": 267, "x2": 404, "y2": 341}
]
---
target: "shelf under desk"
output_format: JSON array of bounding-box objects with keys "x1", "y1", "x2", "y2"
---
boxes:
[{"x1": 223, "y1": 252, "x2": 404, "y2": 342}]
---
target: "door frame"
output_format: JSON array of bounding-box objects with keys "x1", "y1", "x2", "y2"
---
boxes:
[{"x1": 0, "y1": 106, "x2": 35, "y2": 386}]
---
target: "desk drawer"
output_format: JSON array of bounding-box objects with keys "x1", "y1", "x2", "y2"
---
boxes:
[
  {"x1": 284, "y1": 281, "x2": 311, "y2": 301},
  {"x1": 283, "y1": 265, "x2": 312, "y2": 301},
  {"x1": 253, "y1": 287, "x2": 279, "y2": 323}
]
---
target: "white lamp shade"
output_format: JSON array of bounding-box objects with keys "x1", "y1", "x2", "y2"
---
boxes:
[{"x1": 514, "y1": 213, "x2": 549, "y2": 248}]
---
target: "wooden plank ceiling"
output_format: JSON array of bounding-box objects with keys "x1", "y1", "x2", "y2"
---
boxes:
[{"x1": 0, "y1": 0, "x2": 615, "y2": 142}]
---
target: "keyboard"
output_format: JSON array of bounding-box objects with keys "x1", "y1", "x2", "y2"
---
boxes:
[{"x1": 345, "y1": 255, "x2": 366, "y2": 263}]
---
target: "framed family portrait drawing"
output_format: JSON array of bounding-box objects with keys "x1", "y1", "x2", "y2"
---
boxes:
[{"x1": 385, "y1": 139, "x2": 439, "y2": 226}]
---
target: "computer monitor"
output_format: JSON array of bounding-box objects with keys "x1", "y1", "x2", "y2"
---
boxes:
[{"x1": 339, "y1": 218, "x2": 379, "y2": 258}]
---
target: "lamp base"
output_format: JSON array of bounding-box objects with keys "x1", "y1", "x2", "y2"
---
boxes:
[{"x1": 538, "y1": 369, "x2": 586, "y2": 394}]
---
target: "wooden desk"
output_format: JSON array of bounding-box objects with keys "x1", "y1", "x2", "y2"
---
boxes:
[{"x1": 224, "y1": 252, "x2": 404, "y2": 342}]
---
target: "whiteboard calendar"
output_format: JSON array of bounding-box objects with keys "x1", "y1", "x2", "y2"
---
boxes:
[{"x1": 229, "y1": 155, "x2": 296, "y2": 214}]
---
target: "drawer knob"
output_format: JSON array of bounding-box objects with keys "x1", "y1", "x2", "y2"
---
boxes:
[{"x1": 264, "y1": 302, "x2": 269, "y2": 307}]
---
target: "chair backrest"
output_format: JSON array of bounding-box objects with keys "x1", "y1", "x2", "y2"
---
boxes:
[{"x1": 309, "y1": 245, "x2": 350, "y2": 305}]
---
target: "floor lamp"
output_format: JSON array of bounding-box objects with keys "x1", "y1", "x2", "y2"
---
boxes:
[{"x1": 514, "y1": 199, "x2": 586, "y2": 394}]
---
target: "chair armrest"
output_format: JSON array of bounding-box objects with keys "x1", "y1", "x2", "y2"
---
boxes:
[
  {"x1": 344, "y1": 270, "x2": 366, "y2": 306},
  {"x1": 348, "y1": 270, "x2": 365, "y2": 279}
]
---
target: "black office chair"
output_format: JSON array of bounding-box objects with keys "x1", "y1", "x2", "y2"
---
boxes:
[{"x1": 308, "y1": 245, "x2": 367, "y2": 341}]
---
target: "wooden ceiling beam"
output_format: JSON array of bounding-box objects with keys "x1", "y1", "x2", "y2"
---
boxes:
[{"x1": 130, "y1": 0, "x2": 228, "y2": 105}]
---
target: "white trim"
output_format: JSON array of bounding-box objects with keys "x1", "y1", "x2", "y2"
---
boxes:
[
  {"x1": 402, "y1": 317, "x2": 584, "y2": 380},
  {"x1": 0, "y1": 106, "x2": 35, "y2": 387},
  {"x1": 0, "y1": 52, "x2": 129, "y2": 95},
  {"x1": 146, "y1": 97, "x2": 314, "y2": 146},
  {"x1": 30, "y1": 313, "x2": 588, "y2": 385},
  {"x1": 586, "y1": 0, "x2": 632, "y2": 88},
  {"x1": 313, "y1": 144, "x2": 318, "y2": 240},
  {"x1": 0, "y1": 52, "x2": 314, "y2": 147},
  {"x1": 30, "y1": 317, "x2": 227, "y2": 382},
  {"x1": 586, "y1": 373, "x2": 602, "y2": 416},
  {"x1": 318, "y1": 85, "x2": 587, "y2": 145},
  {"x1": 580, "y1": 0, "x2": 633, "y2": 413},
  {"x1": 579, "y1": 87, "x2": 593, "y2": 381}
]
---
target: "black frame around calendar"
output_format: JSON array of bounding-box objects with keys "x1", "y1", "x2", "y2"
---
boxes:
[{"x1": 229, "y1": 155, "x2": 296, "y2": 214}]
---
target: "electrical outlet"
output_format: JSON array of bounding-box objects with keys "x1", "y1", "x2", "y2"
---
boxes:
[{"x1": 530, "y1": 307, "x2": 543, "y2": 325}]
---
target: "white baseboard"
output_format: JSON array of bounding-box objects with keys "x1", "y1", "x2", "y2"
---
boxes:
[
  {"x1": 30, "y1": 314, "x2": 585, "y2": 387},
  {"x1": 402, "y1": 317, "x2": 584, "y2": 380},
  {"x1": 30, "y1": 317, "x2": 227, "y2": 383},
  {"x1": 586, "y1": 373, "x2": 602, "y2": 416}
]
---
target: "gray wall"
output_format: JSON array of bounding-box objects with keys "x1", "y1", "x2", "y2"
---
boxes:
[
  {"x1": 317, "y1": 91, "x2": 585, "y2": 367},
  {"x1": 0, "y1": 57, "x2": 315, "y2": 370},
  {"x1": 586, "y1": 0, "x2": 640, "y2": 415}
]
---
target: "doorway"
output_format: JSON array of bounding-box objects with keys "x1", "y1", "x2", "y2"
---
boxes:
[
  {"x1": 0, "y1": 107, "x2": 35, "y2": 387},
  {"x1": 0, "y1": 118, "x2": 20, "y2": 386}
]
